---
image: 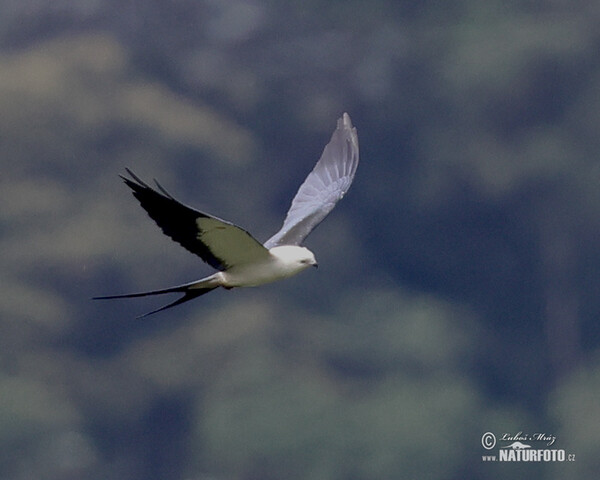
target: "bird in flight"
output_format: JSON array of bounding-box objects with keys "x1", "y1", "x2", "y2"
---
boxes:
[{"x1": 95, "y1": 113, "x2": 359, "y2": 317}]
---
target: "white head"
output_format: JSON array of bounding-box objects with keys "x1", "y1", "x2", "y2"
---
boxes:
[{"x1": 269, "y1": 245, "x2": 318, "y2": 272}]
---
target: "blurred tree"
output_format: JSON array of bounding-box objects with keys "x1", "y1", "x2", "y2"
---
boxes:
[{"x1": 1, "y1": 0, "x2": 600, "y2": 479}]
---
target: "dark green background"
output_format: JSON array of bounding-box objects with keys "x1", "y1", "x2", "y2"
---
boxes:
[{"x1": 1, "y1": 1, "x2": 598, "y2": 478}]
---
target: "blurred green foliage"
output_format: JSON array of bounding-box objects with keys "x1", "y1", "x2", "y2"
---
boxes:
[{"x1": 1, "y1": 1, "x2": 600, "y2": 479}]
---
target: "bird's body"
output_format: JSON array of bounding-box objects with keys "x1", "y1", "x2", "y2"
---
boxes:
[
  {"x1": 219, "y1": 246, "x2": 317, "y2": 288},
  {"x1": 95, "y1": 113, "x2": 358, "y2": 317}
]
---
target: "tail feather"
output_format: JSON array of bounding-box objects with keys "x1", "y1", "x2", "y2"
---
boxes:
[
  {"x1": 94, "y1": 281, "x2": 197, "y2": 300},
  {"x1": 93, "y1": 277, "x2": 219, "y2": 317},
  {"x1": 133, "y1": 287, "x2": 217, "y2": 318}
]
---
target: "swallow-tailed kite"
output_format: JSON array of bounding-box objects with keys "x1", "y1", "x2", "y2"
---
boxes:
[{"x1": 95, "y1": 113, "x2": 359, "y2": 317}]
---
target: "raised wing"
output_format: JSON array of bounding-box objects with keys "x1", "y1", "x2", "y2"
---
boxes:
[
  {"x1": 121, "y1": 169, "x2": 270, "y2": 270},
  {"x1": 264, "y1": 113, "x2": 359, "y2": 248}
]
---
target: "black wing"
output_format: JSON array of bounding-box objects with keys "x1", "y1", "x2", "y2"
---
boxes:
[{"x1": 121, "y1": 169, "x2": 270, "y2": 270}]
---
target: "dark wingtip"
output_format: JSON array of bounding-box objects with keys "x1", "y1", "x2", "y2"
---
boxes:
[
  {"x1": 153, "y1": 178, "x2": 175, "y2": 199},
  {"x1": 119, "y1": 169, "x2": 175, "y2": 201},
  {"x1": 120, "y1": 168, "x2": 148, "y2": 188}
]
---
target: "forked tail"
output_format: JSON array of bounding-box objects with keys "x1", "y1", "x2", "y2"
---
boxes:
[{"x1": 94, "y1": 276, "x2": 219, "y2": 318}]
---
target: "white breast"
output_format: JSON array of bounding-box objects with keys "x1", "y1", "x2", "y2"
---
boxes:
[{"x1": 220, "y1": 245, "x2": 315, "y2": 287}]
